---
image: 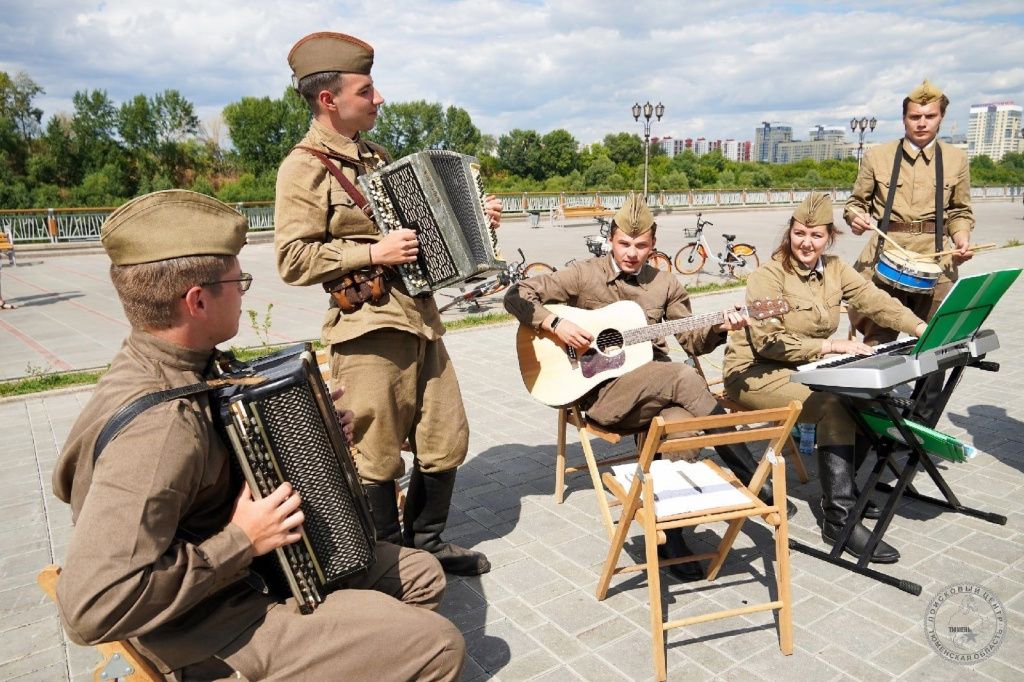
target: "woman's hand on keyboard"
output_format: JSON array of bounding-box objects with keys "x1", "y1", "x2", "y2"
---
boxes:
[{"x1": 823, "y1": 338, "x2": 874, "y2": 356}]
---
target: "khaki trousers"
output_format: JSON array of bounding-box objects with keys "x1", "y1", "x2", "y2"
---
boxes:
[
  {"x1": 215, "y1": 543, "x2": 463, "y2": 681},
  {"x1": 725, "y1": 366, "x2": 857, "y2": 447},
  {"x1": 583, "y1": 359, "x2": 719, "y2": 431},
  {"x1": 330, "y1": 329, "x2": 469, "y2": 482}
]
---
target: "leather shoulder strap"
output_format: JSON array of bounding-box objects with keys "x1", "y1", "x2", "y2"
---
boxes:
[
  {"x1": 294, "y1": 145, "x2": 369, "y2": 210},
  {"x1": 92, "y1": 377, "x2": 264, "y2": 464},
  {"x1": 933, "y1": 144, "x2": 944, "y2": 252}
]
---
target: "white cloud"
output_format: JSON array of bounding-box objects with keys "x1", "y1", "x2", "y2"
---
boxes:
[{"x1": 1, "y1": 0, "x2": 1021, "y2": 147}]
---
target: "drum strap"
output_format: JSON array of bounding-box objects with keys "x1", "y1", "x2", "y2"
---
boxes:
[{"x1": 877, "y1": 140, "x2": 945, "y2": 255}]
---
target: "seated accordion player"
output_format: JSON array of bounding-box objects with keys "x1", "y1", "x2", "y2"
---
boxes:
[
  {"x1": 92, "y1": 344, "x2": 376, "y2": 615},
  {"x1": 357, "y1": 150, "x2": 505, "y2": 296}
]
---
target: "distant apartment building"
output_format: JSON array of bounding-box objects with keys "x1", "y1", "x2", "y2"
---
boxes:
[
  {"x1": 967, "y1": 102, "x2": 1024, "y2": 161},
  {"x1": 657, "y1": 135, "x2": 752, "y2": 161},
  {"x1": 754, "y1": 123, "x2": 793, "y2": 163},
  {"x1": 756, "y1": 124, "x2": 854, "y2": 163},
  {"x1": 655, "y1": 136, "x2": 688, "y2": 158}
]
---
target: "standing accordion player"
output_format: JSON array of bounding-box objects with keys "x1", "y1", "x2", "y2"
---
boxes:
[{"x1": 358, "y1": 150, "x2": 504, "y2": 295}]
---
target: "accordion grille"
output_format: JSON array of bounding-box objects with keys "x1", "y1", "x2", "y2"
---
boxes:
[
  {"x1": 429, "y1": 152, "x2": 489, "y2": 264},
  {"x1": 381, "y1": 164, "x2": 458, "y2": 286},
  {"x1": 255, "y1": 384, "x2": 374, "y2": 583}
]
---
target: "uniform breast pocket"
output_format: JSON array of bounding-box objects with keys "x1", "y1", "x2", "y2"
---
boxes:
[{"x1": 328, "y1": 194, "x2": 375, "y2": 239}]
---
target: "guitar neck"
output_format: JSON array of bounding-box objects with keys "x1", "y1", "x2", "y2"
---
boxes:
[{"x1": 623, "y1": 309, "x2": 741, "y2": 346}]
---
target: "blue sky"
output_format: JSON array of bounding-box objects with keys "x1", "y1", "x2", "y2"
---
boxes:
[{"x1": 2, "y1": 0, "x2": 1022, "y2": 147}]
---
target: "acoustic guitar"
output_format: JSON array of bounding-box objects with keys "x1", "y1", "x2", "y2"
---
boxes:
[{"x1": 516, "y1": 299, "x2": 789, "y2": 407}]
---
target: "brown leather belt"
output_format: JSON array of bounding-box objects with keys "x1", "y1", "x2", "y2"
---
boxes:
[{"x1": 886, "y1": 220, "x2": 936, "y2": 234}]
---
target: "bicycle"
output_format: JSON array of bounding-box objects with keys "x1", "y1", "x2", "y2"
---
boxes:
[
  {"x1": 522, "y1": 217, "x2": 672, "y2": 277},
  {"x1": 437, "y1": 248, "x2": 530, "y2": 313},
  {"x1": 673, "y1": 213, "x2": 759, "y2": 278}
]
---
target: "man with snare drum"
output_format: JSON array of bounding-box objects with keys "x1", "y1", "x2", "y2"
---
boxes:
[{"x1": 845, "y1": 79, "x2": 974, "y2": 425}]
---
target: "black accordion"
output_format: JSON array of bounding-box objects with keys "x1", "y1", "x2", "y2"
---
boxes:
[
  {"x1": 215, "y1": 344, "x2": 375, "y2": 614},
  {"x1": 358, "y1": 150, "x2": 504, "y2": 296}
]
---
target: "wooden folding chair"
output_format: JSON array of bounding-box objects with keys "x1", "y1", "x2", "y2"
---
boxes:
[
  {"x1": 554, "y1": 404, "x2": 645, "y2": 538},
  {"x1": 37, "y1": 565, "x2": 163, "y2": 682},
  {"x1": 692, "y1": 357, "x2": 809, "y2": 484},
  {"x1": 596, "y1": 401, "x2": 802, "y2": 681}
]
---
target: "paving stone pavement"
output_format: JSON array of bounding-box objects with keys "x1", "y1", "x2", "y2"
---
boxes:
[{"x1": 1, "y1": 203, "x2": 1022, "y2": 680}]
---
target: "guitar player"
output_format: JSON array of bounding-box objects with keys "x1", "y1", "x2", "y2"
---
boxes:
[{"x1": 503, "y1": 193, "x2": 797, "y2": 582}]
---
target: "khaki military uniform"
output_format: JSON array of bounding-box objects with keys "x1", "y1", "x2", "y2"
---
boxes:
[
  {"x1": 845, "y1": 138, "x2": 974, "y2": 344},
  {"x1": 275, "y1": 120, "x2": 467, "y2": 482},
  {"x1": 504, "y1": 256, "x2": 724, "y2": 429},
  {"x1": 53, "y1": 331, "x2": 462, "y2": 680},
  {"x1": 723, "y1": 256, "x2": 922, "y2": 445}
]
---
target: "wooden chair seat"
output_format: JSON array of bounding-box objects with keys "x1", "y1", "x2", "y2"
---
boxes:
[{"x1": 595, "y1": 401, "x2": 802, "y2": 680}]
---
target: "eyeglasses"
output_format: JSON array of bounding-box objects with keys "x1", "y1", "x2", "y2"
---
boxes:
[{"x1": 182, "y1": 272, "x2": 253, "y2": 297}]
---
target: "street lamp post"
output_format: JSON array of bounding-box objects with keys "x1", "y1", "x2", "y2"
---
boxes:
[
  {"x1": 850, "y1": 116, "x2": 877, "y2": 166},
  {"x1": 633, "y1": 101, "x2": 665, "y2": 197}
]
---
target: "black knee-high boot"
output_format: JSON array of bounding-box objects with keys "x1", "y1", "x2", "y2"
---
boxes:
[
  {"x1": 706, "y1": 404, "x2": 797, "y2": 519},
  {"x1": 817, "y1": 444, "x2": 899, "y2": 563},
  {"x1": 402, "y1": 465, "x2": 491, "y2": 575},
  {"x1": 363, "y1": 481, "x2": 403, "y2": 545},
  {"x1": 853, "y1": 435, "x2": 881, "y2": 520}
]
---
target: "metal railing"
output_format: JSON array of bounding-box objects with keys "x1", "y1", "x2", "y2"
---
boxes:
[
  {"x1": 0, "y1": 202, "x2": 274, "y2": 244},
  {"x1": 1, "y1": 187, "x2": 1020, "y2": 244}
]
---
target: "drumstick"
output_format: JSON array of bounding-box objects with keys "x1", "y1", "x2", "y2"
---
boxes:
[
  {"x1": 914, "y1": 243, "x2": 997, "y2": 260},
  {"x1": 848, "y1": 210, "x2": 917, "y2": 259},
  {"x1": 866, "y1": 224, "x2": 917, "y2": 260}
]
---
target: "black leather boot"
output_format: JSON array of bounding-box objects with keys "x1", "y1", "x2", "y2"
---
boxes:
[
  {"x1": 706, "y1": 406, "x2": 797, "y2": 519},
  {"x1": 910, "y1": 371, "x2": 946, "y2": 428},
  {"x1": 817, "y1": 445, "x2": 899, "y2": 563},
  {"x1": 853, "y1": 435, "x2": 881, "y2": 520},
  {"x1": 403, "y1": 465, "x2": 491, "y2": 575},
  {"x1": 363, "y1": 481, "x2": 403, "y2": 545},
  {"x1": 657, "y1": 528, "x2": 704, "y2": 582}
]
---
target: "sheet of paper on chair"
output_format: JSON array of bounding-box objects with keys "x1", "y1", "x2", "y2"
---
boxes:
[{"x1": 611, "y1": 460, "x2": 751, "y2": 516}]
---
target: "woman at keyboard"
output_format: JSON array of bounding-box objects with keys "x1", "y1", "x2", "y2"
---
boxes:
[{"x1": 722, "y1": 193, "x2": 926, "y2": 563}]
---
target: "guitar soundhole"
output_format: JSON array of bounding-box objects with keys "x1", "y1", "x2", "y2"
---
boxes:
[{"x1": 595, "y1": 329, "x2": 624, "y2": 353}]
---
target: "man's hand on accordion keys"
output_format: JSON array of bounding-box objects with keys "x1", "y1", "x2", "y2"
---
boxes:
[
  {"x1": 232, "y1": 482, "x2": 305, "y2": 556},
  {"x1": 369, "y1": 228, "x2": 419, "y2": 265},
  {"x1": 484, "y1": 194, "x2": 502, "y2": 229},
  {"x1": 331, "y1": 386, "x2": 356, "y2": 446}
]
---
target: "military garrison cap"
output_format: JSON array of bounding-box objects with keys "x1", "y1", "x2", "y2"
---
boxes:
[
  {"x1": 612, "y1": 194, "x2": 655, "y2": 237},
  {"x1": 907, "y1": 79, "x2": 944, "y2": 105},
  {"x1": 792, "y1": 192, "x2": 833, "y2": 227},
  {"x1": 288, "y1": 31, "x2": 374, "y2": 79},
  {"x1": 102, "y1": 190, "x2": 248, "y2": 265}
]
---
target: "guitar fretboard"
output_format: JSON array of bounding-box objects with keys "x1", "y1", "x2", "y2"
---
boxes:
[{"x1": 621, "y1": 308, "x2": 746, "y2": 346}]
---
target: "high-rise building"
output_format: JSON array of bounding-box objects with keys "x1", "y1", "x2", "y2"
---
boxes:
[
  {"x1": 754, "y1": 123, "x2": 793, "y2": 163},
  {"x1": 967, "y1": 102, "x2": 1024, "y2": 161}
]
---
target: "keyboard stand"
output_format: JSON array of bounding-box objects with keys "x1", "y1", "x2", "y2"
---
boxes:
[{"x1": 789, "y1": 360, "x2": 1006, "y2": 596}]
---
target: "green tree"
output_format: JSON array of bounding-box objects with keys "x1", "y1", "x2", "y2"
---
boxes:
[
  {"x1": 497, "y1": 128, "x2": 543, "y2": 179},
  {"x1": 370, "y1": 100, "x2": 444, "y2": 159},
  {"x1": 0, "y1": 71, "x2": 44, "y2": 143},
  {"x1": 583, "y1": 156, "x2": 616, "y2": 187},
  {"x1": 440, "y1": 105, "x2": 481, "y2": 155},
  {"x1": 224, "y1": 91, "x2": 309, "y2": 173},
  {"x1": 603, "y1": 132, "x2": 644, "y2": 166},
  {"x1": 538, "y1": 129, "x2": 580, "y2": 177},
  {"x1": 71, "y1": 90, "x2": 122, "y2": 175}
]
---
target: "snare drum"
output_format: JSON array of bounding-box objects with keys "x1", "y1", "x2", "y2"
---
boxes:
[{"x1": 874, "y1": 249, "x2": 941, "y2": 293}]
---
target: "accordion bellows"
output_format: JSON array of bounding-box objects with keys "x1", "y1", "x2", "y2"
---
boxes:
[
  {"x1": 216, "y1": 345, "x2": 376, "y2": 614},
  {"x1": 358, "y1": 150, "x2": 504, "y2": 295}
]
